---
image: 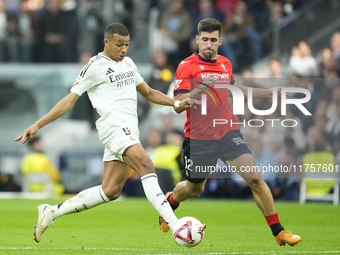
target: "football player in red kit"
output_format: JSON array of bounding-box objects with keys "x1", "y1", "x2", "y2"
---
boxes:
[{"x1": 159, "y1": 18, "x2": 302, "y2": 247}]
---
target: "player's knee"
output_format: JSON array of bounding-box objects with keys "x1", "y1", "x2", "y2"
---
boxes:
[
  {"x1": 189, "y1": 186, "x2": 204, "y2": 198},
  {"x1": 247, "y1": 178, "x2": 263, "y2": 189},
  {"x1": 102, "y1": 186, "x2": 122, "y2": 201}
]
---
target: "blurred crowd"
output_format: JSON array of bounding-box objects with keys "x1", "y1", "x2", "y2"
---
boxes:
[
  {"x1": 0, "y1": 0, "x2": 314, "y2": 68},
  {"x1": 0, "y1": 0, "x2": 134, "y2": 63},
  {"x1": 151, "y1": 0, "x2": 314, "y2": 70}
]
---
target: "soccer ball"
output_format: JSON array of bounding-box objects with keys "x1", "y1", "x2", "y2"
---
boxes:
[{"x1": 173, "y1": 216, "x2": 205, "y2": 248}]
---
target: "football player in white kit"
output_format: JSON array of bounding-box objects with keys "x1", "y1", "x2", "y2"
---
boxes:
[{"x1": 14, "y1": 23, "x2": 194, "y2": 243}]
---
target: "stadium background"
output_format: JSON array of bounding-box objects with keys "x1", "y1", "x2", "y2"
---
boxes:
[{"x1": 0, "y1": 0, "x2": 339, "y2": 204}]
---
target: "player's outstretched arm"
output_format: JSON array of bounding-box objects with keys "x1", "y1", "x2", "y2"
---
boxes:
[
  {"x1": 137, "y1": 81, "x2": 197, "y2": 110},
  {"x1": 233, "y1": 84, "x2": 287, "y2": 99},
  {"x1": 14, "y1": 92, "x2": 80, "y2": 144},
  {"x1": 233, "y1": 84, "x2": 274, "y2": 99}
]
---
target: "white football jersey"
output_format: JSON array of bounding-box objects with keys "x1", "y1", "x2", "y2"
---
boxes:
[{"x1": 71, "y1": 53, "x2": 144, "y2": 136}]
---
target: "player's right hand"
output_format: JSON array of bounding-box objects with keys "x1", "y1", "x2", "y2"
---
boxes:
[
  {"x1": 14, "y1": 124, "x2": 40, "y2": 144},
  {"x1": 180, "y1": 98, "x2": 201, "y2": 110}
]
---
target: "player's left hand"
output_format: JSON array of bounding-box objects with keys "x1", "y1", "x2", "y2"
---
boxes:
[
  {"x1": 14, "y1": 124, "x2": 39, "y2": 144},
  {"x1": 180, "y1": 98, "x2": 201, "y2": 110}
]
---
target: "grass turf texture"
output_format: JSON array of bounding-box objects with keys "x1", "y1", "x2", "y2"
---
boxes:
[{"x1": 0, "y1": 198, "x2": 339, "y2": 254}]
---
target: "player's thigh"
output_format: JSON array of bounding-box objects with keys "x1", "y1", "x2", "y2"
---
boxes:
[
  {"x1": 219, "y1": 129, "x2": 252, "y2": 161},
  {"x1": 182, "y1": 137, "x2": 219, "y2": 182},
  {"x1": 102, "y1": 160, "x2": 131, "y2": 194},
  {"x1": 101, "y1": 124, "x2": 140, "y2": 163},
  {"x1": 122, "y1": 143, "x2": 155, "y2": 177},
  {"x1": 226, "y1": 153, "x2": 262, "y2": 179}
]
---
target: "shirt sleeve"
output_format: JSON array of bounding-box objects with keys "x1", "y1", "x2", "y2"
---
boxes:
[
  {"x1": 174, "y1": 61, "x2": 191, "y2": 96},
  {"x1": 70, "y1": 61, "x2": 97, "y2": 96},
  {"x1": 130, "y1": 58, "x2": 144, "y2": 86},
  {"x1": 230, "y1": 74, "x2": 235, "y2": 85}
]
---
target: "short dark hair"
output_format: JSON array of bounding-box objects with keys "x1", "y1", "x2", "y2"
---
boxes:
[
  {"x1": 104, "y1": 23, "x2": 129, "y2": 38},
  {"x1": 197, "y1": 18, "x2": 222, "y2": 37}
]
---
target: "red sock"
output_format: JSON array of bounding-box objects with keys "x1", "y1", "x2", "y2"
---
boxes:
[
  {"x1": 265, "y1": 213, "x2": 284, "y2": 236},
  {"x1": 169, "y1": 193, "x2": 180, "y2": 206},
  {"x1": 265, "y1": 213, "x2": 280, "y2": 226}
]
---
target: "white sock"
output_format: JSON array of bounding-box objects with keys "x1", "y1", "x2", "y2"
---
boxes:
[
  {"x1": 141, "y1": 173, "x2": 178, "y2": 230},
  {"x1": 50, "y1": 185, "x2": 110, "y2": 219}
]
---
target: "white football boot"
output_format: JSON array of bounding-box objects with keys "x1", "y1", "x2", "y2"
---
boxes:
[{"x1": 34, "y1": 204, "x2": 54, "y2": 242}]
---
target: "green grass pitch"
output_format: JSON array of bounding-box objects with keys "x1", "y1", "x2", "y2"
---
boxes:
[{"x1": 0, "y1": 197, "x2": 339, "y2": 254}]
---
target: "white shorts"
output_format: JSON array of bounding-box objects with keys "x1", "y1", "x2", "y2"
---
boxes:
[{"x1": 100, "y1": 124, "x2": 140, "y2": 162}]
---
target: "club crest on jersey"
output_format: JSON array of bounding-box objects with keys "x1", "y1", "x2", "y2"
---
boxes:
[
  {"x1": 125, "y1": 60, "x2": 131, "y2": 67},
  {"x1": 129, "y1": 136, "x2": 136, "y2": 141},
  {"x1": 220, "y1": 63, "x2": 227, "y2": 71}
]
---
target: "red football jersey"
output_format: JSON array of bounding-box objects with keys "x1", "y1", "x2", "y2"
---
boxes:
[{"x1": 174, "y1": 51, "x2": 239, "y2": 140}]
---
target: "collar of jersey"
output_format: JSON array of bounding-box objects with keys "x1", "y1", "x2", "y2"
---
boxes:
[
  {"x1": 98, "y1": 52, "x2": 115, "y2": 62},
  {"x1": 194, "y1": 51, "x2": 217, "y2": 63}
]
